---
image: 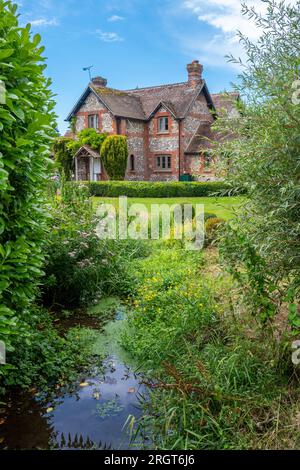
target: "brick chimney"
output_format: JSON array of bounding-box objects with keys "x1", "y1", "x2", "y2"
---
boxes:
[
  {"x1": 187, "y1": 60, "x2": 203, "y2": 87},
  {"x1": 91, "y1": 76, "x2": 107, "y2": 87}
]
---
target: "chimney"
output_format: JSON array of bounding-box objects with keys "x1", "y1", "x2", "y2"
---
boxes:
[
  {"x1": 91, "y1": 76, "x2": 107, "y2": 87},
  {"x1": 187, "y1": 60, "x2": 203, "y2": 87}
]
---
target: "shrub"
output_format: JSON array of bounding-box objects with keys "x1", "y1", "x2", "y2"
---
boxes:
[
  {"x1": 86, "y1": 181, "x2": 234, "y2": 198},
  {"x1": 67, "y1": 128, "x2": 107, "y2": 155},
  {"x1": 204, "y1": 212, "x2": 217, "y2": 221},
  {"x1": 53, "y1": 137, "x2": 74, "y2": 179},
  {"x1": 0, "y1": 2, "x2": 55, "y2": 359},
  {"x1": 205, "y1": 217, "x2": 225, "y2": 246},
  {"x1": 101, "y1": 135, "x2": 128, "y2": 181},
  {"x1": 42, "y1": 181, "x2": 148, "y2": 309}
]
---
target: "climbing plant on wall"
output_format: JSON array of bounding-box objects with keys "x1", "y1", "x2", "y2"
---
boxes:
[
  {"x1": 100, "y1": 135, "x2": 128, "y2": 181},
  {"x1": 53, "y1": 137, "x2": 74, "y2": 179}
]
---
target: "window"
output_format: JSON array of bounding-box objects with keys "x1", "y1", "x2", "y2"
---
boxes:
[
  {"x1": 158, "y1": 116, "x2": 169, "y2": 133},
  {"x1": 129, "y1": 154, "x2": 135, "y2": 171},
  {"x1": 156, "y1": 155, "x2": 171, "y2": 171},
  {"x1": 88, "y1": 114, "x2": 99, "y2": 129},
  {"x1": 204, "y1": 153, "x2": 211, "y2": 171}
]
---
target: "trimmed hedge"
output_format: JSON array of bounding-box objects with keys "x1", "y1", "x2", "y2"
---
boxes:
[{"x1": 79, "y1": 181, "x2": 236, "y2": 198}]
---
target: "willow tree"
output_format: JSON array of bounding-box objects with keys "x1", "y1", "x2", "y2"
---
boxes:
[{"x1": 215, "y1": 0, "x2": 300, "y2": 326}]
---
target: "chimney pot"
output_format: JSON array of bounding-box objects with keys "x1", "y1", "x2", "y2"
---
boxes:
[
  {"x1": 187, "y1": 60, "x2": 203, "y2": 87},
  {"x1": 91, "y1": 76, "x2": 107, "y2": 87}
]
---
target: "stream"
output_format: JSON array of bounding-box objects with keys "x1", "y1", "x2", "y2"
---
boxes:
[{"x1": 0, "y1": 303, "x2": 149, "y2": 450}]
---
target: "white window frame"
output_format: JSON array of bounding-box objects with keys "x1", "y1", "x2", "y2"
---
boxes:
[
  {"x1": 156, "y1": 155, "x2": 171, "y2": 171},
  {"x1": 88, "y1": 114, "x2": 99, "y2": 129},
  {"x1": 158, "y1": 116, "x2": 169, "y2": 133}
]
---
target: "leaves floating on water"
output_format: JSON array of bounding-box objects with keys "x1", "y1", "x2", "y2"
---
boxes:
[
  {"x1": 128, "y1": 387, "x2": 136, "y2": 394},
  {"x1": 79, "y1": 382, "x2": 89, "y2": 387},
  {"x1": 46, "y1": 407, "x2": 54, "y2": 413},
  {"x1": 96, "y1": 398, "x2": 124, "y2": 419}
]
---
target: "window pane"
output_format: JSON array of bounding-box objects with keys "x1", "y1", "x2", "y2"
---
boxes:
[
  {"x1": 167, "y1": 156, "x2": 171, "y2": 168},
  {"x1": 158, "y1": 117, "x2": 168, "y2": 132},
  {"x1": 162, "y1": 156, "x2": 166, "y2": 169},
  {"x1": 157, "y1": 156, "x2": 161, "y2": 168}
]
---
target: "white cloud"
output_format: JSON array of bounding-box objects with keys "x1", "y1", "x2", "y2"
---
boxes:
[
  {"x1": 29, "y1": 17, "x2": 59, "y2": 27},
  {"x1": 108, "y1": 15, "x2": 125, "y2": 22},
  {"x1": 95, "y1": 29, "x2": 124, "y2": 42}
]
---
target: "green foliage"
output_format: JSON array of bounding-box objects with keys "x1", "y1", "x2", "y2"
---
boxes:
[
  {"x1": 67, "y1": 128, "x2": 107, "y2": 155},
  {"x1": 122, "y1": 243, "x2": 298, "y2": 449},
  {"x1": 53, "y1": 129, "x2": 107, "y2": 180},
  {"x1": 0, "y1": 2, "x2": 55, "y2": 355},
  {"x1": 1, "y1": 307, "x2": 97, "y2": 392},
  {"x1": 204, "y1": 217, "x2": 225, "y2": 246},
  {"x1": 53, "y1": 137, "x2": 74, "y2": 179},
  {"x1": 42, "y1": 181, "x2": 148, "y2": 309},
  {"x1": 214, "y1": 0, "x2": 300, "y2": 326},
  {"x1": 100, "y1": 135, "x2": 128, "y2": 180},
  {"x1": 85, "y1": 180, "x2": 234, "y2": 198}
]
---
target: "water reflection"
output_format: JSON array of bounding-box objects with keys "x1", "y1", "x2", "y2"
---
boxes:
[{"x1": 0, "y1": 355, "x2": 146, "y2": 450}]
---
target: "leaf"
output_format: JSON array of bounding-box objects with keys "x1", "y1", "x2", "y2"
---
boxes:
[
  {"x1": 79, "y1": 382, "x2": 89, "y2": 387},
  {"x1": 46, "y1": 407, "x2": 53, "y2": 413},
  {"x1": 0, "y1": 49, "x2": 14, "y2": 60}
]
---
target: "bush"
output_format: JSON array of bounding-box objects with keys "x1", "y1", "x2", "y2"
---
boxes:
[
  {"x1": 85, "y1": 181, "x2": 234, "y2": 198},
  {"x1": 53, "y1": 137, "x2": 74, "y2": 179},
  {"x1": 101, "y1": 135, "x2": 128, "y2": 180},
  {"x1": 0, "y1": 2, "x2": 55, "y2": 359},
  {"x1": 205, "y1": 217, "x2": 225, "y2": 246},
  {"x1": 42, "y1": 181, "x2": 148, "y2": 309}
]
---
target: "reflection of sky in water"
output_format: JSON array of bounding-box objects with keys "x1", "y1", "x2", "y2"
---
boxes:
[
  {"x1": 49, "y1": 356, "x2": 146, "y2": 450},
  {"x1": 0, "y1": 355, "x2": 147, "y2": 450}
]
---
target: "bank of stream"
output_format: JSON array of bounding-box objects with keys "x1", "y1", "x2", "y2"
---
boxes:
[{"x1": 0, "y1": 300, "x2": 149, "y2": 450}]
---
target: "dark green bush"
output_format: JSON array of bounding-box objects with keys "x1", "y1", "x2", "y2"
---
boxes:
[
  {"x1": 101, "y1": 135, "x2": 128, "y2": 181},
  {"x1": 0, "y1": 2, "x2": 55, "y2": 357},
  {"x1": 84, "y1": 181, "x2": 234, "y2": 198}
]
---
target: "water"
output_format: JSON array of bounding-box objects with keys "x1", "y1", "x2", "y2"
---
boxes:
[{"x1": 0, "y1": 306, "x2": 149, "y2": 450}]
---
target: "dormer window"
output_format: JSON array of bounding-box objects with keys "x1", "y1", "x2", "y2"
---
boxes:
[
  {"x1": 88, "y1": 114, "x2": 99, "y2": 129},
  {"x1": 158, "y1": 116, "x2": 169, "y2": 133}
]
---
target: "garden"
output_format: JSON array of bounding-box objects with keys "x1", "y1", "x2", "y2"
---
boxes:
[{"x1": 0, "y1": 0, "x2": 300, "y2": 452}]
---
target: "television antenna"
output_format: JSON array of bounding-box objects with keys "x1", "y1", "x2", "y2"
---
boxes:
[{"x1": 83, "y1": 65, "x2": 94, "y2": 81}]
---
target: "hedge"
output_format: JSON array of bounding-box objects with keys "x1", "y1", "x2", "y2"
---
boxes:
[{"x1": 73, "y1": 181, "x2": 238, "y2": 198}]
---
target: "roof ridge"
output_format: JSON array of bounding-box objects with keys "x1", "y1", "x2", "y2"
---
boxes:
[{"x1": 126, "y1": 81, "x2": 189, "y2": 92}]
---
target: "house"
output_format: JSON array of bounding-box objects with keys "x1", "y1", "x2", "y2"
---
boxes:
[{"x1": 65, "y1": 61, "x2": 239, "y2": 182}]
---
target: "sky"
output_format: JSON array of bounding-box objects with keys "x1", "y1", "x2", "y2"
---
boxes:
[{"x1": 14, "y1": 0, "x2": 281, "y2": 133}]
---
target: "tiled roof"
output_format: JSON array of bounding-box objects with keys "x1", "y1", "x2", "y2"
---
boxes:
[
  {"x1": 211, "y1": 92, "x2": 240, "y2": 115},
  {"x1": 185, "y1": 120, "x2": 214, "y2": 154},
  {"x1": 66, "y1": 82, "x2": 238, "y2": 122},
  {"x1": 91, "y1": 85, "x2": 146, "y2": 120},
  {"x1": 126, "y1": 81, "x2": 205, "y2": 119},
  {"x1": 74, "y1": 145, "x2": 101, "y2": 159}
]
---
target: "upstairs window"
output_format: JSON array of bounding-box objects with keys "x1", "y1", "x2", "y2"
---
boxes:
[
  {"x1": 156, "y1": 155, "x2": 171, "y2": 171},
  {"x1": 158, "y1": 116, "x2": 169, "y2": 133},
  {"x1": 130, "y1": 154, "x2": 135, "y2": 171},
  {"x1": 88, "y1": 114, "x2": 99, "y2": 129}
]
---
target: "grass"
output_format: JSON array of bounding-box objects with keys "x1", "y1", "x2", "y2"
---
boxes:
[
  {"x1": 119, "y1": 238, "x2": 300, "y2": 450},
  {"x1": 93, "y1": 196, "x2": 245, "y2": 221}
]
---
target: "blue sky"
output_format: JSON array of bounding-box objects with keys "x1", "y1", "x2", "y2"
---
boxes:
[{"x1": 16, "y1": 0, "x2": 266, "y2": 133}]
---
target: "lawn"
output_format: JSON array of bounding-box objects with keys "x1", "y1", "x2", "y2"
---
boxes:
[{"x1": 93, "y1": 196, "x2": 245, "y2": 220}]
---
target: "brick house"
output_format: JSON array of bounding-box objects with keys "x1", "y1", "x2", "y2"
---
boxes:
[{"x1": 65, "y1": 61, "x2": 239, "y2": 182}]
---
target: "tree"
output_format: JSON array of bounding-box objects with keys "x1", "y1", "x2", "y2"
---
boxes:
[
  {"x1": 214, "y1": 0, "x2": 300, "y2": 326},
  {"x1": 0, "y1": 1, "x2": 55, "y2": 355},
  {"x1": 100, "y1": 135, "x2": 128, "y2": 180}
]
